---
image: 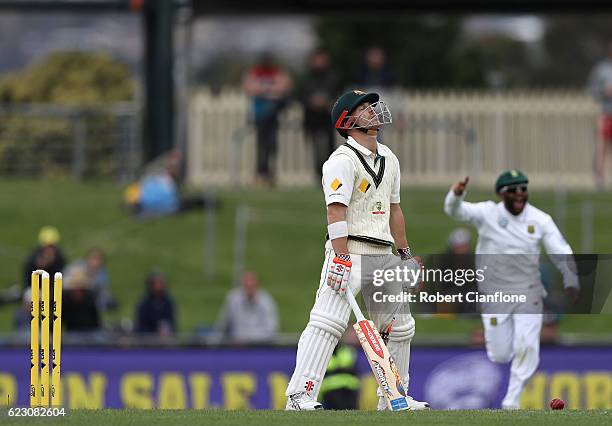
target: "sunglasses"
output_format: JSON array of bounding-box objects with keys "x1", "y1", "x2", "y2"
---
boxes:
[{"x1": 502, "y1": 184, "x2": 528, "y2": 194}]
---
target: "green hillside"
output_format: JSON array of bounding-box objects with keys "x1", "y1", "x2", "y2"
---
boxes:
[{"x1": 0, "y1": 179, "x2": 610, "y2": 336}]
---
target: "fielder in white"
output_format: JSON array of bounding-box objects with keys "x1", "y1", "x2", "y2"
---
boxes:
[
  {"x1": 444, "y1": 173, "x2": 580, "y2": 409},
  {"x1": 285, "y1": 90, "x2": 429, "y2": 411}
]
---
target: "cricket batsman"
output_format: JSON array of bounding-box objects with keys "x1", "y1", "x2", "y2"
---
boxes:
[
  {"x1": 285, "y1": 90, "x2": 429, "y2": 411},
  {"x1": 444, "y1": 172, "x2": 580, "y2": 409}
]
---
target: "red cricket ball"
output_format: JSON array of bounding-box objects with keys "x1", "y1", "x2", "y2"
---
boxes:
[{"x1": 549, "y1": 398, "x2": 565, "y2": 410}]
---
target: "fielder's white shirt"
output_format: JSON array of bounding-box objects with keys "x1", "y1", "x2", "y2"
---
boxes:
[
  {"x1": 444, "y1": 190, "x2": 578, "y2": 293},
  {"x1": 322, "y1": 137, "x2": 401, "y2": 255}
]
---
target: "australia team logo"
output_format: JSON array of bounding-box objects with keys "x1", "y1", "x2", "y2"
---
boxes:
[{"x1": 372, "y1": 201, "x2": 385, "y2": 215}]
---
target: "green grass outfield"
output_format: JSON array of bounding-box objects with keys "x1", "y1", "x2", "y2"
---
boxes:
[
  {"x1": 0, "y1": 179, "x2": 611, "y2": 335},
  {"x1": 2, "y1": 409, "x2": 611, "y2": 426}
]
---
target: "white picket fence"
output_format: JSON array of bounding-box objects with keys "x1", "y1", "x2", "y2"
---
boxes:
[{"x1": 187, "y1": 89, "x2": 601, "y2": 189}]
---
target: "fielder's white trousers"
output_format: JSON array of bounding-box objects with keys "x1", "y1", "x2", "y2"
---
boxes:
[
  {"x1": 285, "y1": 248, "x2": 415, "y2": 399},
  {"x1": 481, "y1": 312, "x2": 543, "y2": 409}
]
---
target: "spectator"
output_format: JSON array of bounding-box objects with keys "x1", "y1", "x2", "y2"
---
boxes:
[
  {"x1": 353, "y1": 46, "x2": 398, "y2": 90},
  {"x1": 123, "y1": 150, "x2": 216, "y2": 218},
  {"x1": 136, "y1": 169, "x2": 179, "y2": 217},
  {"x1": 299, "y1": 48, "x2": 340, "y2": 179},
  {"x1": 215, "y1": 271, "x2": 278, "y2": 344},
  {"x1": 588, "y1": 41, "x2": 612, "y2": 188},
  {"x1": 123, "y1": 151, "x2": 217, "y2": 218},
  {"x1": 243, "y1": 52, "x2": 292, "y2": 186},
  {"x1": 22, "y1": 226, "x2": 67, "y2": 289},
  {"x1": 352, "y1": 46, "x2": 403, "y2": 139},
  {"x1": 62, "y1": 266, "x2": 101, "y2": 332},
  {"x1": 135, "y1": 271, "x2": 176, "y2": 337},
  {"x1": 65, "y1": 248, "x2": 116, "y2": 313}
]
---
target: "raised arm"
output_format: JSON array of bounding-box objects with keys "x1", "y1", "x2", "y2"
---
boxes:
[{"x1": 444, "y1": 176, "x2": 485, "y2": 226}]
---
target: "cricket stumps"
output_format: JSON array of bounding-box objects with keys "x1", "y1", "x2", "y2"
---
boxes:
[{"x1": 30, "y1": 270, "x2": 62, "y2": 407}]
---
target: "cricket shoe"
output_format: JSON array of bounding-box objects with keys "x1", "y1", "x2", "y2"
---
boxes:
[
  {"x1": 285, "y1": 392, "x2": 323, "y2": 411},
  {"x1": 377, "y1": 395, "x2": 430, "y2": 411}
]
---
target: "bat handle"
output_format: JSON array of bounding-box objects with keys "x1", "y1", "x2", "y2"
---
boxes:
[{"x1": 345, "y1": 286, "x2": 366, "y2": 322}]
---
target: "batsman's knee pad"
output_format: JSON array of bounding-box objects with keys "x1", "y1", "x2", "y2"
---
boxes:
[
  {"x1": 309, "y1": 309, "x2": 347, "y2": 339},
  {"x1": 387, "y1": 315, "x2": 415, "y2": 343}
]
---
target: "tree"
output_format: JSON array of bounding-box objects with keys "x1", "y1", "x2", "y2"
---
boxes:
[
  {"x1": 314, "y1": 14, "x2": 487, "y2": 88},
  {"x1": 534, "y1": 15, "x2": 612, "y2": 87},
  {"x1": 0, "y1": 52, "x2": 135, "y2": 178},
  {"x1": 0, "y1": 51, "x2": 133, "y2": 104}
]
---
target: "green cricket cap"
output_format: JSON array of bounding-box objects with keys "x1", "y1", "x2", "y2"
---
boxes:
[{"x1": 495, "y1": 169, "x2": 529, "y2": 193}]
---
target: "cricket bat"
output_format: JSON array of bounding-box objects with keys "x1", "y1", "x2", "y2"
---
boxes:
[{"x1": 345, "y1": 287, "x2": 409, "y2": 411}]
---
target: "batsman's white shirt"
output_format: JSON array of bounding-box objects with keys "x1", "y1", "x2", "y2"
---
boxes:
[
  {"x1": 322, "y1": 137, "x2": 401, "y2": 255},
  {"x1": 444, "y1": 190, "x2": 578, "y2": 295}
]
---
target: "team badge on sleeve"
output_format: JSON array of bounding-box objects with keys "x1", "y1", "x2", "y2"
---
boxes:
[{"x1": 330, "y1": 178, "x2": 343, "y2": 191}]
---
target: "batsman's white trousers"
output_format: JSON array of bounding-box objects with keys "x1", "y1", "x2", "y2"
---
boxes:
[
  {"x1": 286, "y1": 248, "x2": 416, "y2": 398},
  {"x1": 481, "y1": 289, "x2": 544, "y2": 409}
]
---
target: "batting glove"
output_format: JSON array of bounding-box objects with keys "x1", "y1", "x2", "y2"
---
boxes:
[{"x1": 327, "y1": 254, "x2": 352, "y2": 293}]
